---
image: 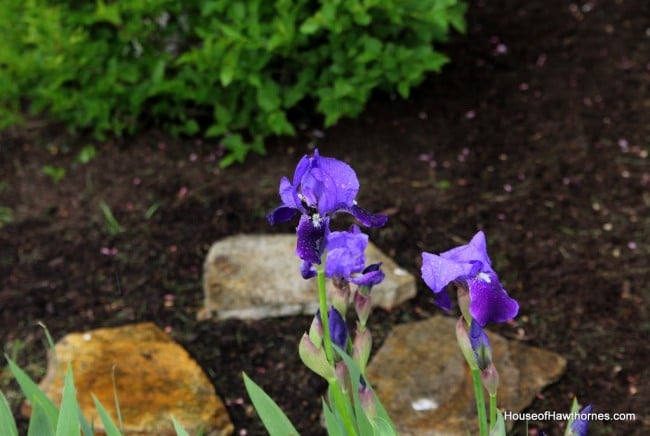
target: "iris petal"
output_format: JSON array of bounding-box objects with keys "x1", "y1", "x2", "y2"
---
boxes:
[
  {"x1": 467, "y1": 272, "x2": 519, "y2": 326},
  {"x1": 296, "y1": 215, "x2": 327, "y2": 264}
]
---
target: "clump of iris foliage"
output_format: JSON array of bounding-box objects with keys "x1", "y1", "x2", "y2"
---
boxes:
[
  {"x1": 0, "y1": 0, "x2": 465, "y2": 166},
  {"x1": 1, "y1": 149, "x2": 593, "y2": 435}
]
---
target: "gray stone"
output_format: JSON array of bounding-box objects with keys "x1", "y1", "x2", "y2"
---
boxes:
[
  {"x1": 200, "y1": 234, "x2": 415, "y2": 320},
  {"x1": 365, "y1": 316, "x2": 567, "y2": 435}
]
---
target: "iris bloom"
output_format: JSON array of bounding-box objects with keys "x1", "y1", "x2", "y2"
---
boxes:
[
  {"x1": 421, "y1": 231, "x2": 519, "y2": 326},
  {"x1": 268, "y1": 149, "x2": 387, "y2": 266},
  {"x1": 570, "y1": 405, "x2": 593, "y2": 436}
]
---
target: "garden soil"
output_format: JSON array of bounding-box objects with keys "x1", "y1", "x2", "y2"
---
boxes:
[{"x1": 1, "y1": 0, "x2": 648, "y2": 434}]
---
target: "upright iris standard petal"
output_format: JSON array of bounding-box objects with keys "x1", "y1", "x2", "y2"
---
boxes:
[
  {"x1": 440, "y1": 231, "x2": 493, "y2": 273},
  {"x1": 300, "y1": 152, "x2": 360, "y2": 214},
  {"x1": 420, "y1": 231, "x2": 519, "y2": 324},
  {"x1": 421, "y1": 252, "x2": 477, "y2": 294},
  {"x1": 325, "y1": 225, "x2": 368, "y2": 279},
  {"x1": 328, "y1": 307, "x2": 349, "y2": 349}
]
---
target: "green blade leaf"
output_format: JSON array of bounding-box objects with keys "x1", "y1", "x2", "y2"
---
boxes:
[
  {"x1": 171, "y1": 416, "x2": 190, "y2": 436},
  {"x1": 28, "y1": 396, "x2": 56, "y2": 436},
  {"x1": 0, "y1": 390, "x2": 18, "y2": 436},
  {"x1": 488, "y1": 409, "x2": 506, "y2": 436},
  {"x1": 322, "y1": 399, "x2": 344, "y2": 436},
  {"x1": 91, "y1": 394, "x2": 122, "y2": 436},
  {"x1": 6, "y1": 356, "x2": 58, "y2": 432},
  {"x1": 242, "y1": 372, "x2": 298, "y2": 436},
  {"x1": 55, "y1": 364, "x2": 79, "y2": 436}
]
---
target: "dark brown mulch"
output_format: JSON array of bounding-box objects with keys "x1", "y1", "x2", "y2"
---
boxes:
[{"x1": 1, "y1": 0, "x2": 648, "y2": 435}]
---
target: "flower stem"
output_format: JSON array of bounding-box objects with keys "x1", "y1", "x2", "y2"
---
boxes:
[
  {"x1": 489, "y1": 393, "x2": 497, "y2": 431},
  {"x1": 471, "y1": 368, "x2": 488, "y2": 436},
  {"x1": 328, "y1": 380, "x2": 358, "y2": 436},
  {"x1": 316, "y1": 266, "x2": 334, "y2": 364},
  {"x1": 316, "y1": 265, "x2": 357, "y2": 434}
]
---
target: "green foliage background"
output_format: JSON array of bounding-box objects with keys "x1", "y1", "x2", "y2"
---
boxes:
[{"x1": 0, "y1": 0, "x2": 466, "y2": 165}]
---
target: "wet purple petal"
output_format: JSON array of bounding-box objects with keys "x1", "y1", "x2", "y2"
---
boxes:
[
  {"x1": 301, "y1": 260, "x2": 316, "y2": 279},
  {"x1": 467, "y1": 271, "x2": 519, "y2": 326},
  {"x1": 421, "y1": 252, "x2": 476, "y2": 294},
  {"x1": 296, "y1": 214, "x2": 328, "y2": 264},
  {"x1": 351, "y1": 263, "x2": 385, "y2": 287},
  {"x1": 267, "y1": 205, "x2": 297, "y2": 225},
  {"x1": 439, "y1": 231, "x2": 493, "y2": 273},
  {"x1": 325, "y1": 225, "x2": 367, "y2": 279},
  {"x1": 347, "y1": 204, "x2": 388, "y2": 228}
]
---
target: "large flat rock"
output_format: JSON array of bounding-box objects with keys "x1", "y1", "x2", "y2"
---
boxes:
[
  {"x1": 200, "y1": 234, "x2": 415, "y2": 320},
  {"x1": 28, "y1": 323, "x2": 233, "y2": 436},
  {"x1": 366, "y1": 316, "x2": 567, "y2": 435}
]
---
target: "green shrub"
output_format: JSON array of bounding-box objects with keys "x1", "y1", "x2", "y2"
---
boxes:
[{"x1": 0, "y1": 0, "x2": 466, "y2": 165}]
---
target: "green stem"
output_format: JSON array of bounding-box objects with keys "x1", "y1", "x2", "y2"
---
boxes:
[
  {"x1": 489, "y1": 393, "x2": 497, "y2": 431},
  {"x1": 317, "y1": 265, "x2": 357, "y2": 434},
  {"x1": 328, "y1": 380, "x2": 358, "y2": 436},
  {"x1": 316, "y1": 266, "x2": 334, "y2": 364},
  {"x1": 471, "y1": 368, "x2": 488, "y2": 436}
]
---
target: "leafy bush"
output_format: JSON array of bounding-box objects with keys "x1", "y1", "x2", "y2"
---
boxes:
[{"x1": 0, "y1": 0, "x2": 466, "y2": 165}]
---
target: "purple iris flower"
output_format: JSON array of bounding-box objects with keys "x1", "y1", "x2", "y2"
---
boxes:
[
  {"x1": 421, "y1": 231, "x2": 519, "y2": 326},
  {"x1": 268, "y1": 149, "x2": 387, "y2": 265},
  {"x1": 328, "y1": 307, "x2": 349, "y2": 349},
  {"x1": 570, "y1": 405, "x2": 593, "y2": 436}
]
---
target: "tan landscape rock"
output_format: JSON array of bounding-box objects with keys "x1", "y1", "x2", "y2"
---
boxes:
[
  {"x1": 200, "y1": 234, "x2": 416, "y2": 320},
  {"x1": 366, "y1": 316, "x2": 567, "y2": 435},
  {"x1": 28, "y1": 322, "x2": 233, "y2": 436}
]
